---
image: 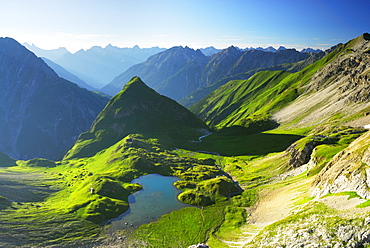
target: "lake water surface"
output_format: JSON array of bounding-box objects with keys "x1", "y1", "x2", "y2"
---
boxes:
[{"x1": 107, "y1": 174, "x2": 193, "y2": 232}]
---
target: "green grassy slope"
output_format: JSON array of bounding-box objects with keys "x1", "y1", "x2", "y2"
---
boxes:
[
  {"x1": 179, "y1": 51, "x2": 325, "y2": 108},
  {"x1": 189, "y1": 35, "x2": 354, "y2": 130},
  {"x1": 64, "y1": 76, "x2": 208, "y2": 159}
]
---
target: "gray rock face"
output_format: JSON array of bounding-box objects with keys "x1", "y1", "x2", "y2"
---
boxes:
[
  {"x1": 286, "y1": 141, "x2": 316, "y2": 168},
  {"x1": 312, "y1": 131, "x2": 370, "y2": 199},
  {"x1": 0, "y1": 38, "x2": 108, "y2": 160},
  {"x1": 245, "y1": 214, "x2": 370, "y2": 248}
]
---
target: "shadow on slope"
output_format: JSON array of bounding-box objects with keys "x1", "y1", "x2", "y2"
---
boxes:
[{"x1": 183, "y1": 126, "x2": 302, "y2": 156}]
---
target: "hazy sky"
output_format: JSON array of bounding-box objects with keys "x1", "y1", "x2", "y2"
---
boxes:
[{"x1": 1, "y1": 0, "x2": 369, "y2": 53}]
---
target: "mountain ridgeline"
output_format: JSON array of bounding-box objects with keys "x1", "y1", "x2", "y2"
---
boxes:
[
  {"x1": 191, "y1": 33, "x2": 370, "y2": 132},
  {"x1": 53, "y1": 45, "x2": 166, "y2": 89},
  {"x1": 64, "y1": 77, "x2": 209, "y2": 159},
  {"x1": 0, "y1": 38, "x2": 109, "y2": 160},
  {"x1": 101, "y1": 45, "x2": 316, "y2": 102}
]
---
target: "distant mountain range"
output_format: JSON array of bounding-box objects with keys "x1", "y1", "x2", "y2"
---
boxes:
[
  {"x1": 41, "y1": 57, "x2": 97, "y2": 91},
  {"x1": 23, "y1": 43, "x2": 69, "y2": 60},
  {"x1": 101, "y1": 46, "x2": 317, "y2": 102},
  {"x1": 26, "y1": 44, "x2": 166, "y2": 89},
  {"x1": 26, "y1": 43, "x2": 323, "y2": 93},
  {"x1": 0, "y1": 38, "x2": 108, "y2": 160}
]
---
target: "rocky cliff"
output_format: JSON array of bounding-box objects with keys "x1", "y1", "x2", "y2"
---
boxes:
[
  {"x1": 0, "y1": 38, "x2": 108, "y2": 160},
  {"x1": 274, "y1": 33, "x2": 370, "y2": 128},
  {"x1": 312, "y1": 130, "x2": 370, "y2": 198}
]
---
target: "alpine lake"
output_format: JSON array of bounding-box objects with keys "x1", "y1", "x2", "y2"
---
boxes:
[{"x1": 106, "y1": 174, "x2": 194, "y2": 233}]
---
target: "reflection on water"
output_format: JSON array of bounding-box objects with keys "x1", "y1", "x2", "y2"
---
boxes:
[{"x1": 107, "y1": 174, "x2": 193, "y2": 232}]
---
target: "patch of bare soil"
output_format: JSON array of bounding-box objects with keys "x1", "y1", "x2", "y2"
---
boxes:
[
  {"x1": 316, "y1": 195, "x2": 370, "y2": 215},
  {"x1": 219, "y1": 173, "x2": 314, "y2": 248},
  {"x1": 249, "y1": 177, "x2": 313, "y2": 225}
]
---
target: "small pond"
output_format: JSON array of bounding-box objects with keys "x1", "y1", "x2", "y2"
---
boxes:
[{"x1": 107, "y1": 174, "x2": 194, "y2": 232}]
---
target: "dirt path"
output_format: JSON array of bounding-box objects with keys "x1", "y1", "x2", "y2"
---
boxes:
[{"x1": 220, "y1": 175, "x2": 314, "y2": 248}]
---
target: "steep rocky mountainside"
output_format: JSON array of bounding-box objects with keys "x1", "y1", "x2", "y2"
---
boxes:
[
  {"x1": 191, "y1": 34, "x2": 370, "y2": 132},
  {"x1": 312, "y1": 130, "x2": 370, "y2": 198},
  {"x1": 0, "y1": 151, "x2": 16, "y2": 166},
  {"x1": 274, "y1": 33, "x2": 370, "y2": 128},
  {"x1": 179, "y1": 50, "x2": 326, "y2": 107},
  {"x1": 54, "y1": 45, "x2": 165, "y2": 89},
  {"x1": 65, "y1": 77, "x2": 208, "y2": 159},
  {"x1": 0, "y1": 38, "x2": 109, "y2": 160},
  {"x1": 102, "y1": 46, "x2": 312, "y2": 102},
  {"x1": 201, "y1": 46, "x2": 310, "y2": 87}
]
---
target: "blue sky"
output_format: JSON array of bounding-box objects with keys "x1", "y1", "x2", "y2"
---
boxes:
[{"x1": 1, "y1": 0, "x2": 369, "y2": 52}]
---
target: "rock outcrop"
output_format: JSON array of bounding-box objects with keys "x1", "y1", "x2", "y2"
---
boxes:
[
  {"x1": 245, "y1": 206, "x2": 370, "y2": 248},
  {"x1": 286, "y1": 140, "x2": 316, "y2": 168},
  {"x1": 312, "y1": 131, "x2": 370, "y2": 198},
  {"x1": 188, "y1": 243, "x2": 210, "y2": 248}
]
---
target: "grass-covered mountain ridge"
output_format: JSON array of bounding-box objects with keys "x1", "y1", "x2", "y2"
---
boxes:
[{"x1": 64, "y1": 76, "x2": 209, "y2": 159}]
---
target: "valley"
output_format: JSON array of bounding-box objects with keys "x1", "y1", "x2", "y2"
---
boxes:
[{"x1": 0, "y1": 33, "x2": 370, "y2": 248}]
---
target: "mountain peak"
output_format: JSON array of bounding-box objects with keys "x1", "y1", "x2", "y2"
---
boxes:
[
  {"x1": 65, "y1": 77, "x2": 208, "y2": 159},
  {"x1": 0, "y1": 37, "x2": 108, "y2": 160},
  {"x1": 122, "y1": 76, "x2": 146, "y2": 90}
]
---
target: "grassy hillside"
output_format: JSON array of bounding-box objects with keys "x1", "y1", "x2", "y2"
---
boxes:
[
  {"x1": 190, "y1": 35, "x2": 357, "y2": 131},
  {"x1": 65, "y1": 76, "x2": 208, "y2": 159},
  {"x1": 179, "y1": 51, "x2": 325, "y2": 108}
]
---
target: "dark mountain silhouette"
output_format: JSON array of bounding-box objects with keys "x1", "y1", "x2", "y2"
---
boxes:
[{"x1": 0, "y1": 38, "x2": 109, "y2": 160}]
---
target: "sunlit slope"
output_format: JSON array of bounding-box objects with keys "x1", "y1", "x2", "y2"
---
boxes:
[
  {"x1": 274, "y1": 33, "x2": 370, "y2": 128},
  {"x1": 191, "y1": 33, "x2": 370, "y2": 131},
  {"x1": 64, "y1": 77, "x2": 208, "y2": 159}
]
